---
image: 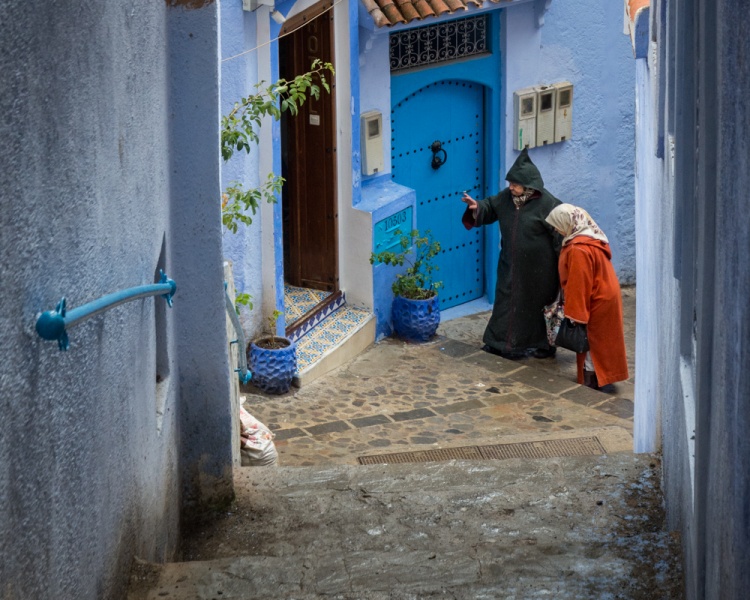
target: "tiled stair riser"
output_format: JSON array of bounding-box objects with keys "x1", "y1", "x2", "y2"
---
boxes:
[
  {"x1": 283, "y1": 284, "x2": 374, "y2": 376},
  {"x1": 295, "y1": 306, "x2": 373, "y2": 373},
  {"x1": 284, "y1": 285, "x2": 331, "y2": 325},
  {"x1": 286, "y1": 293, "x2": 346, "y2": 343}
]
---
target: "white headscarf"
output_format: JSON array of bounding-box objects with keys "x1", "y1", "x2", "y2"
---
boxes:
[{"x1": 545, "y1": 203, "x2": 609, "y2": 246}]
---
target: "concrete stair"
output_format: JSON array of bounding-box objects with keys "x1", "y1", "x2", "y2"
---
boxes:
[{"x1": 128, "y1": 453, "x2": 682, "y2": 599}]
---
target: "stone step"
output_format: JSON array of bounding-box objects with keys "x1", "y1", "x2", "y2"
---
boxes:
[
  {"x1": 281, "y1": 284, "x2": 375, "y2": 387},
  {"x1": 286, "y1": 288, "x2": 346, "y2": 343},
  {"x1": 128, "y1": 454, "x2": 682, "y2": 599},
  {"x1": 293, "y1": 306, "x2": 375, "y2": 387}
]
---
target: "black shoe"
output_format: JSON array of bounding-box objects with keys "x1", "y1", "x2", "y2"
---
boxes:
[
  {"x1": 583, "y1": 370, "x2": 599, "y2": 389},
  {"x1": 483, "y1": 345, "x2": 525, "y2": 360},
  {"x1": 532, "y1": 347, "x2": 557, "y2": 359}
]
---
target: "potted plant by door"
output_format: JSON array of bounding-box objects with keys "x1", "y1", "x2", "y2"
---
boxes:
[
  {"x1": 248, "y1": 310, "x2": 297, "y2": 394},
  {"x1": 370, "y1": 229, "x2": 443, "y2": 342}
]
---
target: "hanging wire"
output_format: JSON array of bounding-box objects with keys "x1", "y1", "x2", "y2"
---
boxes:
[{"x1": 221, "y1": 0, "x2": 345, "y2": 63}]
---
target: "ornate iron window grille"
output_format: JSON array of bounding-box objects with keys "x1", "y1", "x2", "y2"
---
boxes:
[{"x1": 389, "y1": 15, "x2": 489, "y2": 73}]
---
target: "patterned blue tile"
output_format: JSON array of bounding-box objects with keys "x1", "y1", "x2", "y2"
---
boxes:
[
  {"x1": 284, "y1": 285, "x2": 331, "y2": 323},
  {"x1": 284, "y1": 285, "x2": 372, "y2": 372},
  {"x1": 295, "y1": 306, "x2": 373, "y2": 371}
]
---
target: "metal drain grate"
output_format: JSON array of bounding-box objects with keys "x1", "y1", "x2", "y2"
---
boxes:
[{"x1": 357, "y1": 436, "x2": 606, "y2": 465}]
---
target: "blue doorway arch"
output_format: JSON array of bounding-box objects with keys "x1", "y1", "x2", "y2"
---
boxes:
[
  {"x1": 391, "y1": 80, "x2": 485, "y2": 309},
  {"x1": 390, "y1": 11, "x2": 504, "y2": 307}
]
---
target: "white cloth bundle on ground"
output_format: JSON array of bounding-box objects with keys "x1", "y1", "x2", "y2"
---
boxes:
[{"x1": 239, "y1": 404, "x2": 278, "y2": 467}]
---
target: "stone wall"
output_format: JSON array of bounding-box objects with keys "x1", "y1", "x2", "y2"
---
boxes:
[{"x1": 0, "y1": 1, "x2": 233, "y2": 597}]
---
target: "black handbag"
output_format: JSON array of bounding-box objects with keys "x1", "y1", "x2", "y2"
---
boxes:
[{"x1": 555, "y1": 318, "x2": 590, "y2": 353}]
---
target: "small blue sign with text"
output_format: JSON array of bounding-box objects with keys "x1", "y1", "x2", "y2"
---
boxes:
[{"x1": 373, "y1": 206, "x2": 413, "y2": 253}]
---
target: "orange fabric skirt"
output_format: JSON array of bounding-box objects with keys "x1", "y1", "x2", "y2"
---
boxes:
[{"x1": 558, "y1": 239, "x2": 629, "y2": 386}]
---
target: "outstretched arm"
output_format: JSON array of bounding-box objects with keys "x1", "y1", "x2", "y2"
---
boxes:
[
  {"x1": 461, "y1": 191, "x2": 502, "y2": 229},
  {"x1": 462, "y1": 192, "x2": 478, "y2": 213},
  {"x1": 461, "y1": 192, "x2": 480, "y2": 230}
]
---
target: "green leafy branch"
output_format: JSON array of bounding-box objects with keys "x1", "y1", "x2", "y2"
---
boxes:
[
  {"x1": 222, "y1": 173, "x2": 284, "y2": 234},
  {"x1": 370, "y1": 229, "x2": 443, "y2": 300},
  {"x1": 234, "y1": 292, "x2": 253, "y2": 315},
  {"x1": 220, "y1": 58, "x2": 334, "y2": 232}
]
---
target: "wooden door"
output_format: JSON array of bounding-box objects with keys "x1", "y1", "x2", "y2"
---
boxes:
[{"x1": 280, "y1": 8, "x2": 337, "y2": 292}]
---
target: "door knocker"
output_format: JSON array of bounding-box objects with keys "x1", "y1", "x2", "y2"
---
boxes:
[{"x1": 430, "y1": 140, "x2": 448, "y2": 170}]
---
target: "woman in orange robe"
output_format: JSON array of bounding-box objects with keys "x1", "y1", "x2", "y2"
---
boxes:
[{"x1": 545, "y1": 204, "x2": 629, "y2": 390}]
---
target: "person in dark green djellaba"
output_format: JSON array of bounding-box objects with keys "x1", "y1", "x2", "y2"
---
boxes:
[{"x1": 460, "y1": 149, "x2": 562, "y2": 360}]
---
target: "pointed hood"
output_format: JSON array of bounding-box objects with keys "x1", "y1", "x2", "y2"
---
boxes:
[{"x1": 505, "y1": 148, "x2": 544, "y2": 191}]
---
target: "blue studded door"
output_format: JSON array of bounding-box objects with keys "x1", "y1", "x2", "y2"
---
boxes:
[{"x1": 391, "y1": 80, "x2": 484, "y2": 309}]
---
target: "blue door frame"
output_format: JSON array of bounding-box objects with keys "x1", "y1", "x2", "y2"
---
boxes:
[
  {"x1": 391, "y1": 80, "x2": 486, "y2": 309},
  {"x1": 390, "y1": 10, "x2": 504, "y2": 305}
]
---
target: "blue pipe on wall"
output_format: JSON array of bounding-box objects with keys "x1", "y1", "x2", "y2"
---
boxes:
[
  {"x1": 36, "y1": 270, "x2": 177, "y2": 351},
  {"x1": 223, "y1": 283, "x2": 252, "y2": 385}
]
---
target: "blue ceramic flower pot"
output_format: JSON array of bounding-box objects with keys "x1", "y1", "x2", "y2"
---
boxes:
[
  {"x1": 248, "y1": 336, "x2": 297, "y2": 394},
  {"x1": 392, "y1": 294, "x2": 440, "y2": 342}
]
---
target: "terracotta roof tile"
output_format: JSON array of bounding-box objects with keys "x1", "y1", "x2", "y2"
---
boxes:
[
  {"x1": 412, "y1": 0, "x2": 437, "y2": 19},
  {"x1": 395, "y1": 0, "x2": 422, "y2": 22},
  {"x1": 375, "y1": 0, "x2": 408, "y2": 26},
  {"x1": 443, "y1": 0, "x2": 468, "y2": 12},
  {"x1": 426, "y1": 0, "x2": 452, "y2": 17},
  {"x1": 362, "y1": 0, "x2": 392, "y2": 28},
  {"x1": 365, "y1": 0, "x2": 511, "y2": 28}
]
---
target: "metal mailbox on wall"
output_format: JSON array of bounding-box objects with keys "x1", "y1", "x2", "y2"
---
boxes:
[
  {"x1": 513, "y1": 81, "x2": 573, "y2": 149},
  {"x1": 513, "y1": 86, "x2": 538, "y2": 151},
  {"x1": 534, "y1": 84, "x2": 557, "y2": 146},
  {"x1": 373, "y1": 206, "x2": 413, "y2": 254},
  {"x1": 553, "y1": 81, "x2": 574, "y2": 142},
  {"x1": 361, "y1": 111, "x2": 384, "y2": 175}
]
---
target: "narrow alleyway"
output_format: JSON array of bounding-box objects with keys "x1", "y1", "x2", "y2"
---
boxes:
[{"x1": 129, "y1": 286, "x2": 684, "y2": 598}]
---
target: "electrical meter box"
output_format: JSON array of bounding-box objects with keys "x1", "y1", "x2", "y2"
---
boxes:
[
  {"x1": 513, "y1": 87, "x2": 537, "y2": 150},
  {"x1": 361, "y1": 111, "x2": 384, "y2": 175},
  {"x1": 552, "y1": 81, "x2": 573, "y2": 142},
  {"x1": 534, "y1": 85, "x2": 556, "y2": 146}
]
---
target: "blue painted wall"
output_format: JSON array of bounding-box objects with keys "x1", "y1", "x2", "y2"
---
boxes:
[
  {"x1": 220, "y1": 0, "x2": 289, "y2": 338},
  {"x1": 632, "y1": 1, "x2": 750, "y2": 596},
  {"x1": 508, "y1": 0, "x2": 636, "y2": 282},
  {"x1": 360, "y1": 177, "x2": 416, "y2": 338},
  {"x1": 0, "y1": 1, "x2": 232, "y2": 596},
  {"x1": 169, "y1": 1, "x2": 235, "y2": 518},
  {"x1": 220, "y1": 1, "x2": 264, "y2": 336}
]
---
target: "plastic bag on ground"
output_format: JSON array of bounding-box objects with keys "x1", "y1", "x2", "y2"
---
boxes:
[{"x1": 239, "y1": 404, "x2": 278, "y2": 467}]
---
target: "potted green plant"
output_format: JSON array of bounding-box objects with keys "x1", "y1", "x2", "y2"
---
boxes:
[
  {"x1": 248, "y1": 310, "x2": 297, "y2": 394},
  {"x1": 370, "y1": 229, "x2": 443, "y2": 341}
]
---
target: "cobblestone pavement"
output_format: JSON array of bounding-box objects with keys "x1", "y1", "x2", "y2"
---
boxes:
[{"x1": 242, "y1": 286, "x2": 636, "y2": 467}]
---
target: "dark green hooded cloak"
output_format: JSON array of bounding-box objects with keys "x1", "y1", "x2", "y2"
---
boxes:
[{"x1": 462, "y1": 149, "x2": 561, "y2": 353}]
